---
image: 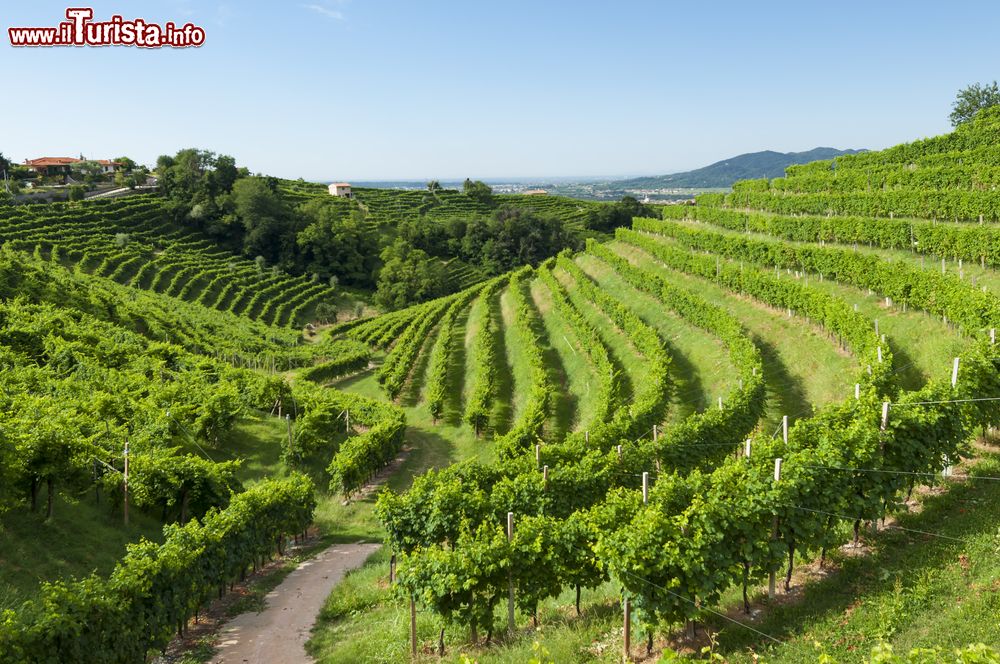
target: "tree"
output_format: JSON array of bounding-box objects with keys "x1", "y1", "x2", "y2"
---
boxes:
[
  {"x1": 460, "y1": 206, "x2": 580, "y2": 274},
  {"x1": 586, "y1": 195, "x2": 657, "y2": 232},
  {"x1": 374, "y1": 239, "x2": 448, "y2": 310},
  {"x1": 71, "y1": 160, "x2": 105, "y2": 185},
  {"x1": 296, "y1": 200, "x2": 378, "y2": 286},
  {"x1": 0, "y1": 152, "x2": 10, "y2": 194},
  {"x1": 427, "y1": 180, "x2": 442, "y2": 192},
  {"x1": 463, "y1": 178, "x2": 493, "y2": 205},
  {"x1": 950, "y1": 81, "x2": 1000, "y2": 127},
  {"x1": 67, "y1": 185, "x2": 86, "y2": 201},
  {"x1": 230, "y1": 176, "x2": 294, "y2": 264},
  {"x1": 113, "y1": 156, "x2": 137, "y2": 172}
]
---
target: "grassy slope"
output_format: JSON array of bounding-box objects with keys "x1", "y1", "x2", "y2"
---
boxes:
[
  {"x1": 305, "y1": 242, "x2": 870, "y2": 662},
  {"x1": 575, "y1": 252, "x2": 735, "y2": 421},
  {"x1": 712, "y1": 441, "x2": 1000, "y2": 661},
  {"x1": 551, "y1": 265, "x2": 644, "y2": 415},
  {"x1": 611, "y1": 240, "x2": 855, "y2": 429},
  {"x1": 499, "y1": 285, "x2": 532, "y2": 431},
  {"x1": 0, "y1": 493, "x2": 165, "y2": 610},
  {"x1": 530, "y1": 276, "x2": 598, "y2": 434}
]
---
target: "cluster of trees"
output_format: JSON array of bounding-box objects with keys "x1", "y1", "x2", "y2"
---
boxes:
[
  {"x1": 397, "y1": 206, "x2": 582, "y2": 276},
  {"x1": 154, "y1": 150, "x2": 643, "y2": 312},
  {"x1": 584, "y1": 195, "x2": 657, "y2": 232},
  {"x1": 156, "y1": 149, "x2": 379, "y2": 289}
]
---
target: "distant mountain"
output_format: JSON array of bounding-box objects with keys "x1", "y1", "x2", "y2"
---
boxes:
[{"x1": 613, "y1": 147, "x2": 864, "y2": 190}]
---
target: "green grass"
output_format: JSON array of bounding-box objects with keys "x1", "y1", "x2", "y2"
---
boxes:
[
  {"x1": 307, "y1": 545, "x2": 628, "y2": 663},
  {"x1": 575, "y1": 252, "x2": 736, "y2": 421},
  {"x1": 610, "y1": 240, "x2": 856, "y2": 428},
  {"x1": 499, "y1": 285, "x2": 533, "y2": 429},
  {"x1": 0, "y1": 491, "x2": 165, "y2": 610},
  {"x1": 0, "y1": 413, "x2": 293, "y2": 611},
  {"x1": 530, "y1": 276, "x2": 599, "y2": 434},
  {"x1": 309, "y1": 442, "x2": 1000, "y2": 663},
  {"x1": 710, "y1": 444, "x2": 1000, "y2": 662},
  {"x1": 520, "y1": 276, "x2": 575, "y2": 440},
  {"x1": 551, "y1": 264, "x2": 643, "y2": 414},
  {"x1": 324, "y1": 367, "x2": 493, "y2": 542},
  {"x1": 778, "y1": 263, "x2": 966, "y2": 391}
]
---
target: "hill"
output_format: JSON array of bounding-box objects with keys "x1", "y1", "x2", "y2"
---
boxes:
[
  {"x1": 5, "y1": 112, "x2": 1000, "y2": 663},
  {"x1": 612, "y1": 147, "x2": 863, "y2": 190},
  {"x1": 302, "y1": 110, "x2": 1000, "y2": 663}
]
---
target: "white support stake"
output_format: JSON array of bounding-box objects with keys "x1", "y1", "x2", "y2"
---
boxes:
[
  {"x1": 952, "y1": 357, "x2": 960, "y2": 388},
  {"x1": 877, "y1": 346, "x2": 883, "y2": 363},
  {"x1": 718, "y1": 396, "x2": 723, "y2": 410},
  {"x1": 769, "y1": 458, "x2": 782, "y2": 598},
  {"x1": 535, "y1": 444, "x2": 541, "y2": 468},
  {"x1": 744, "y1": 440, "x2": 751, "y2": 458},
  {"x1": 641, "y1": 471, "x2": 649, "y2": 504},
  {"x1": 991, "y1": 328, "x2": 996, "y2": 345},
  {"x1": 782, "y1": 416, "x2": 788, "y2": 445},
  {"x1": 123, "y1": 439, "x2": 130, "y2": 526},
  {"x1": 652, "y1": 424, "x2": 658, "y2": 441},
  {"x1": 874, "y1": 319, "x2": 879, "y2": 336},
  {"x1": 855, "y1": 383, "x2": 861, "y2": 400},
  {"x1": 881, "y1": 402, "x2": 890, "y2": 431},
  {"x1": 616, "y1": 444, "x2": 622, "y2": 460}
]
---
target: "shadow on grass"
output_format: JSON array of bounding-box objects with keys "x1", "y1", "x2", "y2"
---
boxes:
[
  {"x1": 522, "y1": 277, "x2": 576, "y2": 441},
  {"x1": 400, "y1": 320, "x2": 438, "y2": 408},
  {"x1": 444, "y1": 306, "x2": 471, "y2": 427},
  {"x1": 753, "y1": 333, "x2": 810, "y2": 426},
  {"x1": 491, "y1": 290, "x2": 515, "y2": 436}
]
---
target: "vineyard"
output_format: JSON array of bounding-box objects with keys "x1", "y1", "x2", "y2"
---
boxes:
[
  {"x1": 306, "y1": 111, "x2": 1000, "y2": 662},
  {"x1": 0, "y1": 195, "x2": 338, "y2": 328},
  {"x1": 2, "y1": 120, "x2": 1000, "y2": 662}
]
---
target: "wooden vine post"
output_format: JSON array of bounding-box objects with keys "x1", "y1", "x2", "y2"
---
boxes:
[
  {"x1": 623, "y1": 596, "x2": 631, "y2": 663},
  {"x1": 507, "y1": 512, "x2": 515, "y2": 634},
  {"x1": 410, "y1": 596, "x2": 417, "y2": 657}
]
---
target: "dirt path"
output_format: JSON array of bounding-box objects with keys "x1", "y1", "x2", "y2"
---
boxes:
[{"x1": 210, "y1": 542, "x2": 380, "y2": 664}]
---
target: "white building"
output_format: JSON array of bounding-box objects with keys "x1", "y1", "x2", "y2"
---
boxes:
[{"x1": 328, "y1": 182, "x2": 353, "y2": 198}]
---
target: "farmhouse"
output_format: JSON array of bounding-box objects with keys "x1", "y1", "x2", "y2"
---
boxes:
[
  {"x1": 328, "y1": 182, "x2": 353, "y2": 198},
  {"x1": 23, "y1": 157, "x2": 122, "y2": 177}
]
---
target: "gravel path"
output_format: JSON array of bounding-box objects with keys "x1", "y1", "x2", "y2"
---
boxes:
[{"x1": 210, "y1": 542, "x2": 381, "y2": 664}]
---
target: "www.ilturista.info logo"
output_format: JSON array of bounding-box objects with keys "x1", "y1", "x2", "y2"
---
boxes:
[{"x1": 8, "y1": 8, "x2": 205, "y2": 48}]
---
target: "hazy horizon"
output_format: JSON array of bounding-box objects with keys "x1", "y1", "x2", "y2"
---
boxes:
[{"x1": 3, "y1": 1, "x2": 995, "y2": 180}]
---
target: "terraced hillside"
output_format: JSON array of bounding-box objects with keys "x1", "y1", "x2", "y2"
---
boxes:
[
  {"x1": 279, "y1": 180, "x2": 603, "y2": 232},
  {"x1": 0, "y1": 196, "x2": 416, "y2": 662},
  {"x1": 308, "y1": 112, "x2": 1000, "y2": 662},
  {"x1": 0, "y1": 195, "x2": 338, "y2": 328}
]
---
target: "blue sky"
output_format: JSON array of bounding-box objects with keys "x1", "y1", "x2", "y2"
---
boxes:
[{"x1": 1, "y1": 1, "x2": 996, "y2": 180}]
